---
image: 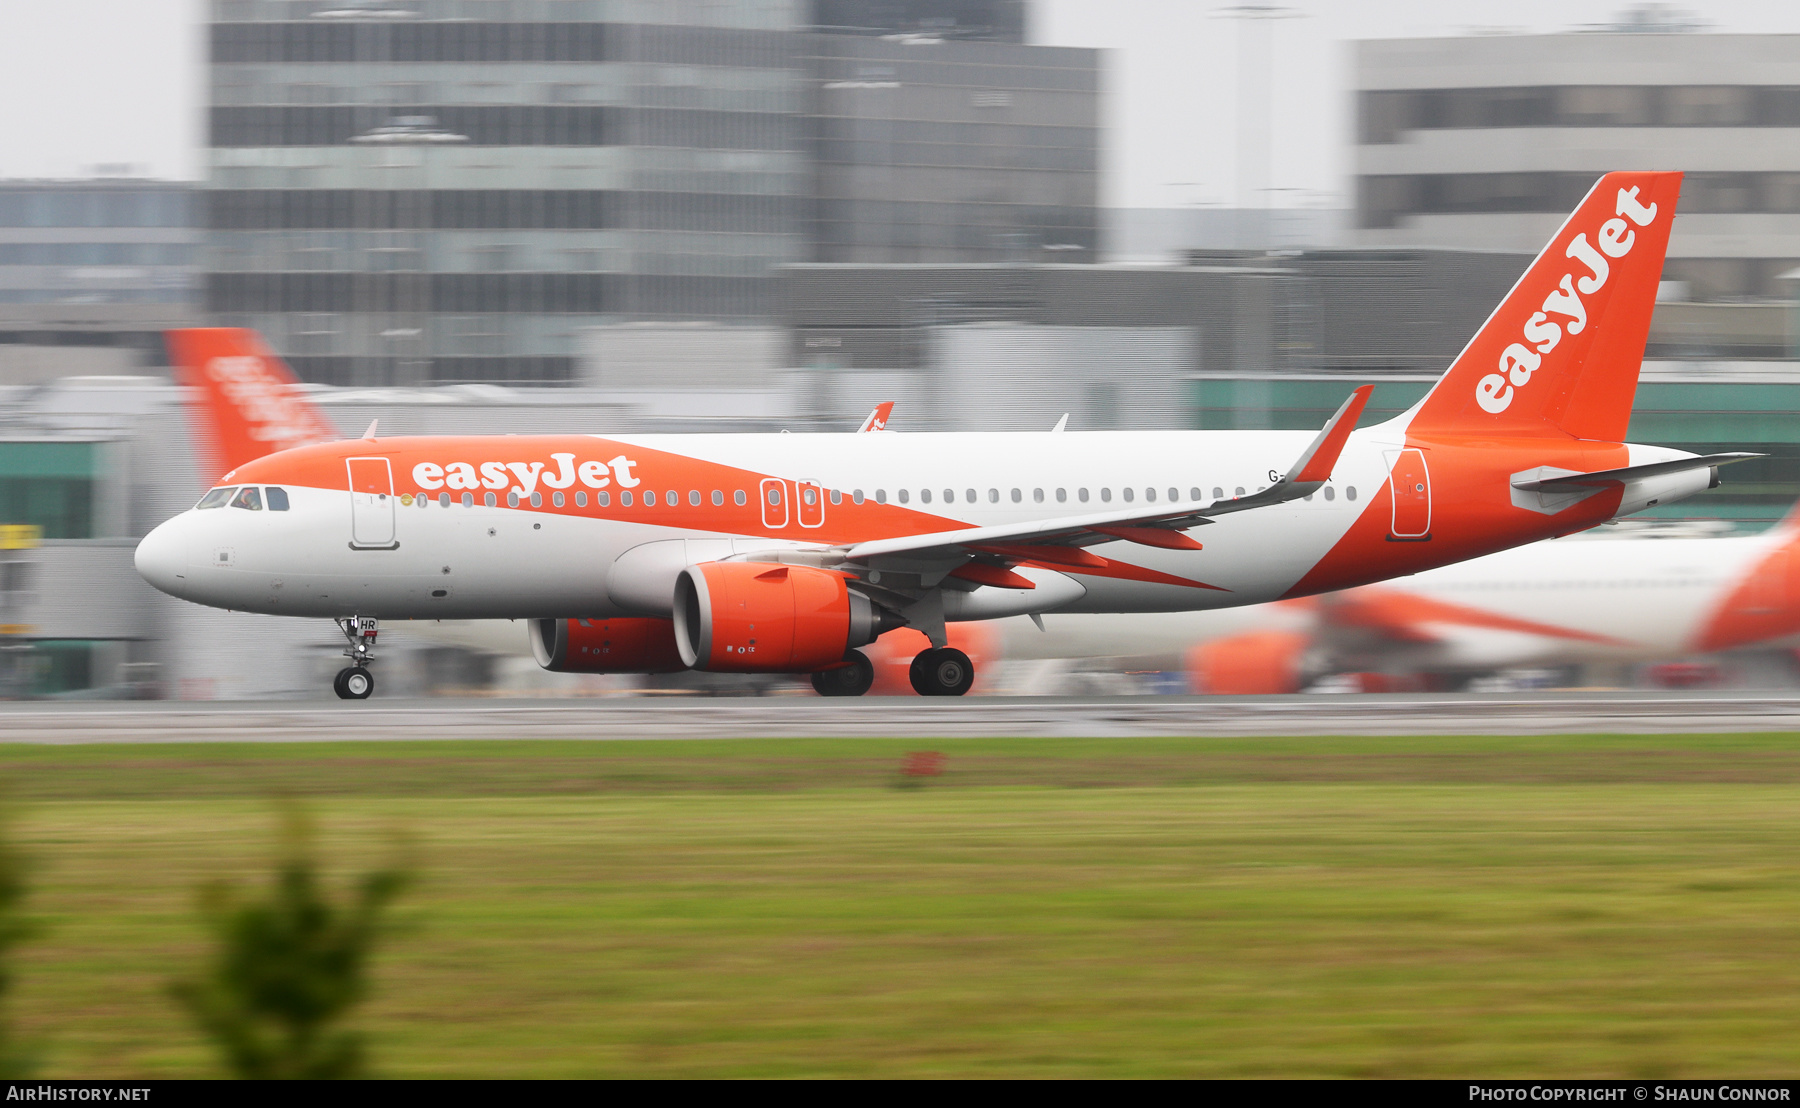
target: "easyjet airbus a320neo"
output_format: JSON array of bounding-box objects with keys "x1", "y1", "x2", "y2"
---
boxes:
[{"x1": 136, "y1": 171, "x2": 1754, "y2": 699}]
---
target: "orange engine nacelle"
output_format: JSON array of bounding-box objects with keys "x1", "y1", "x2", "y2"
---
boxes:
[
  {"x1": 1185, "y1": 630, "x2": 1312, "y2": 695},
  {"x1": 530, "y1": 617, "x2": 687, "y2": 673},
  {"x1": 673, "y1": 562, "x2": 893, "y2": 673}
]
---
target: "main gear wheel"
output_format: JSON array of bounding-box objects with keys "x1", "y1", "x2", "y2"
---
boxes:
[{"x1": 908, "y1": 647, "x2": 974, "y2": 697}]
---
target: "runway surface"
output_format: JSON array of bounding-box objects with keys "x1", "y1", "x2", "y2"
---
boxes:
[{"x1": 0, "y1": 692, "x2": 1799, "y2": 742}]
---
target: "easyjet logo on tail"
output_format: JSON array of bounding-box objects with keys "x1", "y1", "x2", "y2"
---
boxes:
[
  {"x1": 206, "y1": 356, "x2": 328, "y2": 448},
  {"x1": 1474, "y1": 186, "x2": 1662, "y2": 415}
]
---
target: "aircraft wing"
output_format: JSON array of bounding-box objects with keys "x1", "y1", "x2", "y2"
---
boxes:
[{"x1": 840, "y1": 386, "x2": 1373, "y2": 565}]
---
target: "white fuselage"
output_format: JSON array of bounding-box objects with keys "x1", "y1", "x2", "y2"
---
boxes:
[{"x1": 137, "y1": 429, "x2": 1399, "y2": 621}]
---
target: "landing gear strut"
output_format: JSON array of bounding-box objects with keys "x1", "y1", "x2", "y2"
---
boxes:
[
  {"x1": 334, "y1": 616, "x2": 377, "y2": 700},
  {"x1": 909, "y1": 647, "x2": 974, "y2": 697},
  {"x1": 812, "y1": 651, "x2": 875, "y2": 697}
]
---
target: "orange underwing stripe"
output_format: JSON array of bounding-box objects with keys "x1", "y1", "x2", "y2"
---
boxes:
[
  {"x1": 973, "y1": 543, "x2": 1107, "y2": 568},
  {"x1": 1090, "y1": 526, "x2": 1204, "y2": 552},
  {"x1": 1028, "y1": 557, "x2": 1231, "y2": 592},
  {"x1": 949, "y1": 563, "x2": 1037, "y2": 590}
]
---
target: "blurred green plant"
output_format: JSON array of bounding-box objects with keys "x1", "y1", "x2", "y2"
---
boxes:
[
  {"x1": 170, "y1": 806, "x2": 411, "y2": 1079},
  {"x1": 0, "y1": 802, "x2": 38, "y2": 1079}
]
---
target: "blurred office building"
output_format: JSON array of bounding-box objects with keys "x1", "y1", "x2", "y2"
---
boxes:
[
  {"x1": 1356, "y1": 22, "x2": 1800, "y2": 352},
  {"x1": 1102, "y1": 206, "x2": 1348, "y2": 262},
  {"x1": 0, "y1": 177, "x2": 201, "y2": 369},
  {"x1": 799, "y1": 19, "x2": 1097, "y2": 264},
  {"x1": 202, "y1": 0, "x2": 1097, "y2": 387}
]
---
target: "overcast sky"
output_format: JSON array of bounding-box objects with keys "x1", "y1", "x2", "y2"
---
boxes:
[{"x1": 3, "y1": 1, "x2": 1799, "y2": 208}]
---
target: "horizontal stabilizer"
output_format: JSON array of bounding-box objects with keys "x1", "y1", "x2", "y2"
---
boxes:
[{"x1": 1511, "y1": 452, "x2": 1761, "y2": 493}]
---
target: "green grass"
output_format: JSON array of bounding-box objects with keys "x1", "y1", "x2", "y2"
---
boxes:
[{"x1": 6, "y1": 734, "x2": 1800, "y2": 1077}]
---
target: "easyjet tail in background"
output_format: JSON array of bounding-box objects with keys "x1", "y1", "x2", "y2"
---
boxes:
[
  {"x1": 993, "y1": 504, "x2": 1800, "y2": 695},
  {"x1": 165, "y1": 328, "x2": 339, "y2": 487},
  {"x1": 136, "y1": 172, "x2": 1760, "y2": 701}
]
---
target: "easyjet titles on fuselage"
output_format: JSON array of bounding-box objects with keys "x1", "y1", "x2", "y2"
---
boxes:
[
  {"x1": 410, "y1": 453, "x2": 642, "y2": 496},
  {"x1": 1474, "y1": 185, "x2": 1662, "y2": 415}
]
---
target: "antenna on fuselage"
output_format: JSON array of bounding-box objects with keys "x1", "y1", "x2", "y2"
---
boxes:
[{"x1": 362, "y1": 419, "x2": 379, "y2": 440}]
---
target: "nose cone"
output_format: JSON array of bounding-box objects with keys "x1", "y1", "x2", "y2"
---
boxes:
[{"x1": 135, "y1": 518, "x2": 188, "y2": 597}]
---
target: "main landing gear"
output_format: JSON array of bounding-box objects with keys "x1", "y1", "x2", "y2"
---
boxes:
[
  {"x1": 333, "y1": 616, "x2": 377, "y2": 700},
  {"x1": 811, "y1": 650, "x2": 875, "y2": 697},
  {"x1": 909, "y1": 647, "x2": 974, "y2": 697}
]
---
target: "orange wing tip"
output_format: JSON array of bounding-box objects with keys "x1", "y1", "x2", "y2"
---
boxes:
[
  {"x1": 1091, "y1": 526, "x2": 1204, "y2": 551},
  {"x1": 1292, "y1": 384, "x2": 1373, "y2": 486}
]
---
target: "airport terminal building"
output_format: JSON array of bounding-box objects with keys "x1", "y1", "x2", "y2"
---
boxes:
[
  {"x1": 200, "y1": 0, "x2": 1099, "y2": 387},
  {"x1": 1355, "y1": 30, "x2": 1800, "y2": 309}
]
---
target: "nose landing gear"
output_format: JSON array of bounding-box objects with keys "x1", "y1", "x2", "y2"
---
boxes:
[
  {"x1": 334, "y1": 616, "x2": 378, "y2": 700},
  {"x1": 909, "y1": 647, "x2": 974, "y2": 697}
]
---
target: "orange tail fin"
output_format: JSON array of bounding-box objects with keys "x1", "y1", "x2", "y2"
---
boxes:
[
  {"x1": 164, "y1": 328, "x2": 339, "y2": 485},
  {"x1": 1406, "y1": 171, "x2": 1682, "y2": 442}
]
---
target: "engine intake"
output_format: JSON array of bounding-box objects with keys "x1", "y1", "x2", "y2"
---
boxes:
[
  {"x1": 673, "y1": 562, "x2": 898, "y2": 672},
  {"x1": 529, "y1": 617, "x2": 687, "y2": 673}
]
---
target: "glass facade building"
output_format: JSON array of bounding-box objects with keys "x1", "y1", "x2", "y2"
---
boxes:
[
  {"x1": 0, "y1": 179, "x2": 200, "y2": 360},
  {"x1": 801, "y1": 33, "x2": 1099, "y2": 263},
  {"x1": 203, "y1": 0, "x2": 1096, "y2": 386},
  {"x1": 1354, "y1": 33, "x2": 1800, "y2": 302},
  {"x1": 206, "y1": 0, "x2": 808, "y2": 386}
]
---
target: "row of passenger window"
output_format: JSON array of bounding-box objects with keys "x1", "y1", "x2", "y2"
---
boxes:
[
  {"x1": 864, "y1": 486, "x2": 1208, "y2": 506},
  {"x1": 196, "y1": 486, "x2": 290, "y2": 511},
  {"x1": 197, "y1": 482, "x2": 1363, "y2": 515},
  {"x1": 850, "y1": 485, "x2": 1357, "y2": 505},
  {"x1": 193, "y1": 485, "x2": 1360, "y2": 514},
  {"x1": 410, "y1": 488, "x2": 751, "y2": 509},
  {"x1": 403, "y1": 483, "x2": 1361, "y2": 510}
]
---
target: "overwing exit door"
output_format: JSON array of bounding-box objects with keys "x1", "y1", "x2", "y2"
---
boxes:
[
  {"x1": 760, "y1": 478, "x2": 789, "y2": 529},
  {"x1": 1386, "y1": 448, "x2": 1431, "y2": 540},
  {"x1": 796, "y1": 480, "x2": 825, "y2": 528},
  {"x1": 347, "y1": 457, "x2": 397, "y2": 549}
]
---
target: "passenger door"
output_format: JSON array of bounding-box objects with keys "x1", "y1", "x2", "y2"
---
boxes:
[
  {"x1": 347, "y1": 457, "x2": 397, "y2": 549},
  {"x1": 1386, "y1": 448, "x2": 1431, "y2": 541}
]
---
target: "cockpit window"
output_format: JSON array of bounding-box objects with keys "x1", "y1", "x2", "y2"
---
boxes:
[
  {"x1": 230, "y1": 487, "x2": 263, "y2": 511},
  {"x1": 196, "y1": 487, "x2": 235, "y2": 510},
  {"x1": 265, "y1": 487, "x2": 290, "y2": 511}
]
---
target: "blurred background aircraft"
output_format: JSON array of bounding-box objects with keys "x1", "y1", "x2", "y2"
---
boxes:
[{"x1": 1, "y1": 0, "x2": 1800, "y2": 697}]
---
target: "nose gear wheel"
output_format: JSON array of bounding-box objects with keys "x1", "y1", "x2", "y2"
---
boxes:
[{"x1": 334, "y1": 666, "x2": 374, "y2": 700}]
